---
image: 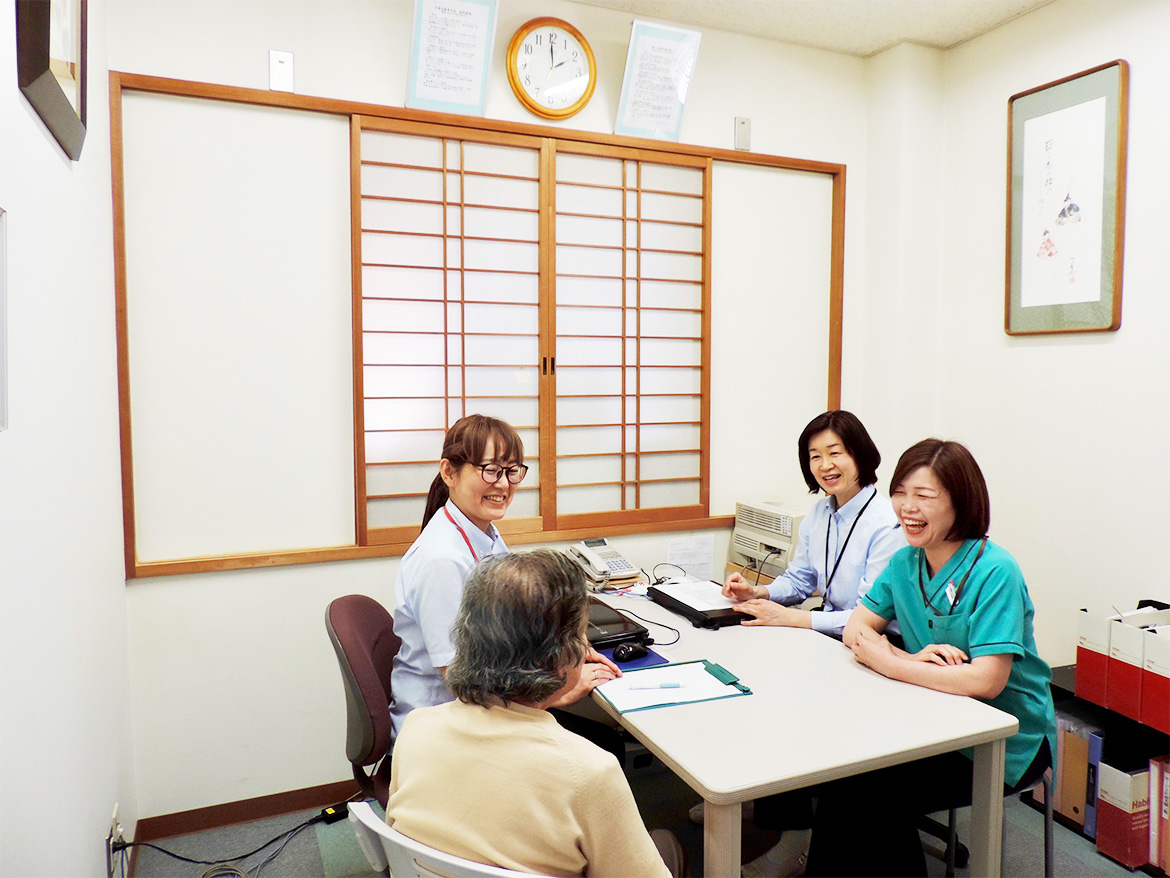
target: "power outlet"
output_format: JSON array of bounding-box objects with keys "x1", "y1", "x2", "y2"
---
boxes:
[{"x1": 105, "y1": 803, "x2": 124, "y2": 878}]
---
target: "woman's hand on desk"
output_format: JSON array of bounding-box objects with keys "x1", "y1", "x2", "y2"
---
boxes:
[
  {"x1": 722, "y1": 573, "x2": 769, "y2": 602},
  {"x1": 586, "y1": 647, "x2": 621, "y2": 677},
  {"x1": 547, "y1": 649, "x2": 621, "y2": 707},
  {"x1": 849, "y1": 625, "x2": 899, "y2": 674},
  {"x1": 733, "y1": 599, "x2": 812, "y2": 628}
]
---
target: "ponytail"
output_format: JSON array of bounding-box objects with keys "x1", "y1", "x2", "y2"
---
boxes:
[{"x1": 422, "y1": 474, "x2": 449, "y2": 529}]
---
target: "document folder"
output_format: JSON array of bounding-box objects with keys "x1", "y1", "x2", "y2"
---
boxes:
[
  {"x1": 594, "y1": 660, "x2": 751, "y2": 714},
  {"x1": 647, "y1": 580, "x2": 750, "y2": 629}
]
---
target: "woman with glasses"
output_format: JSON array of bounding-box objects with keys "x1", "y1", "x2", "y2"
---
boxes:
[
  {"x1": 390, "y1": 414, "x2": 621, "y2": 746},
  {"x1": 802, "y1": 439, "x2": 1056, "y2": 876}
]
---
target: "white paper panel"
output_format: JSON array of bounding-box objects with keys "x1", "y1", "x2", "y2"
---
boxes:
[
  {"x1": 362, "y1": 266, "x2": 446, "y2": 300},
  {"x1": 122, "y1": 93, "x2": 355, "y2": 561},
  {"x1": 362, "y1": 131, "x2": 444, "y2": 167}
]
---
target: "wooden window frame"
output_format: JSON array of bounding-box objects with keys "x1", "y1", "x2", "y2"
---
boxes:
[{"x1": 110, "y1": 72, "x2": 844, "y2": 576}]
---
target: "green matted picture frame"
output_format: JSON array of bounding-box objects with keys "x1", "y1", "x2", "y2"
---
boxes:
[{"x1": 1005, "y1": 60, "x2": 1128, "y2": 336}]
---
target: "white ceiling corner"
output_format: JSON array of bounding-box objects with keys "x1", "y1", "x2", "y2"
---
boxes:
[{"x1": 568, "y1": 0, "x2": 1057, "y2": 57}]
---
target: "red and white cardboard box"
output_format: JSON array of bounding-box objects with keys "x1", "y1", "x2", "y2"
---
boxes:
[
  {"x1": 1076, "y1": 611, "x2": 1115, "y2": 707},
  {"x1": 1142, "y1": 626, "x2": 1170, "y2": 735},
  {"x1": 1108, "y1": 609, "x2": 1170, "y2": 722},
  {"x1": 1097, "y1": 761, "x2": 1151, "y2": 869}
]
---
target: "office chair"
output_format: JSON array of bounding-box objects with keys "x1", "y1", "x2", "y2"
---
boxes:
[
  {"x1": 921, "y1": 771, "x2": 1054, "y2": 878},
  {"x1": 325, "y1": 595, "x2": 401, "y2": 808},
  {"x1": 347, "y1": 800, "x2": 550, "y2": 878}
]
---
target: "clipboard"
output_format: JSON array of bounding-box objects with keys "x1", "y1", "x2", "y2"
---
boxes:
[
  {"x1": 647, "y1": 581, "x2": 750, "y2": 629},
  {"x1": 594, "y1": 660, "x2": 751, "y2": 714}
]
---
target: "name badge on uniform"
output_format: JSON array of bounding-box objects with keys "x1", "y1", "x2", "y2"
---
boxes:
[{"x1": 945, "y1": 581, "x2": 958, "y2": 605}]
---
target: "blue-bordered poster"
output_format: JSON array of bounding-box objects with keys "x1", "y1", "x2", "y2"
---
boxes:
[
  {"x1": 406, "y1": 0, "x2": 497, "y2": 116},
  {"x1": 614, "y1": 20, "x2": 701, "y2": 141}
]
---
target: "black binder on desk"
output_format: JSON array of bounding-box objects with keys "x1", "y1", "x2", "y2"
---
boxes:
[{"x1": 647, "y1": 581, "x2": 750, "y2": 629}]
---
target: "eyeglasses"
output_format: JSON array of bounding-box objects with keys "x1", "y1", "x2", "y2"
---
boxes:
[{"x1": 475, "y1": 463, "x2": 528, "y2": 484}]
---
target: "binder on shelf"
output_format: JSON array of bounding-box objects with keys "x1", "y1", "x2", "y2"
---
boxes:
[
  {"x1": 1085, "y1": 729, "x2": 1105, "y2": 840},
  {"x1": 1060, "y1": 727, "x2": 1090, "y2": 826},
  {"x1": 1151, "y1": 755, "x2": 1170, "y2": 873},
  {"x1": 595, "y1": 659, "x2": 751, "y2": 714}
]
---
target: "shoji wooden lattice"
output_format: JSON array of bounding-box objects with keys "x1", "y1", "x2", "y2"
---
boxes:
[
  {"x1": 551, "y1": 147, "x2": 709, "y2": 529},
  {"x1": 355, "y1": 121, "x2": 710, "y2": 545},
  {"x1": 356, "y1": 121, "x2": 545, "y2": 545}
]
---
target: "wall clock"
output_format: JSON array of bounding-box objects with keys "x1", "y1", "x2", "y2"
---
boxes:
[{"x1": 505, "y1": 17, "x2": 597, "y2": 120}]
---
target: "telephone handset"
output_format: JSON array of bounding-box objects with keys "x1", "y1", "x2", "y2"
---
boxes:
[{"x1": 568, "y1": 538, "x2": 639, "y2": 586}]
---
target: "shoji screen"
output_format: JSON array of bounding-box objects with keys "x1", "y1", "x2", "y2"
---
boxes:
[
  {"x1": 357, "y1": 120, "x2": 545, "y2": 545},
  {"x1": 552, "y1": 147, "x2": 708, "y2": 526}
]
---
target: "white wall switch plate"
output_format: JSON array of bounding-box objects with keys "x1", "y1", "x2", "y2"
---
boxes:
[
  {"x1": 270, "y1": 50, "x2": 295, "y2": 92},
  {"x1": 734, "y1": 117, "x2": 751, "y2": 151}
]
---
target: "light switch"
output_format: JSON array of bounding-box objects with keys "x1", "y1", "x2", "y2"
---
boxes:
[
  {"x1": 734, "y1": 117, "x2": 751, "y2": 151},
  {"x1": 270, "y1": 50, "x2": 295, "y2": 92}
]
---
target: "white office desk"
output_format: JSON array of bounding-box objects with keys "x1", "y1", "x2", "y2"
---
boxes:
[{"x1": 593, "y1": 591, "x2": 1019, "y2": 878}]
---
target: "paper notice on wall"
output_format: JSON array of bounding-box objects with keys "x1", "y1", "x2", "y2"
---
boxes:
[
  {"x1": 666, "y1": 533, "x2": 714, "y2": 581},
  {"x1": 406, "y1": 0, "x2": 497, "y2": 115}
]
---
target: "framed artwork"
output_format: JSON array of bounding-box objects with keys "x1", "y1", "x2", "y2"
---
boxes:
[
  {"x1": 1005, "y1": 60, "x2": 1128, "y2": 335},
  {"x1": 16, "y1": 0, "x2": 88, "y2": 161}
]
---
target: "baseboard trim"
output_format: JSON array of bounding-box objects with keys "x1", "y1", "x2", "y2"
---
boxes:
[{"x1": 134, "y1": 779, "x2": 361, "y2": 842}]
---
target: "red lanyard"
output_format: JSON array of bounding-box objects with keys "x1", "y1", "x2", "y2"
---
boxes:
[{"x1": 444, "y1": 507, "x2": 479, "y2": 561}]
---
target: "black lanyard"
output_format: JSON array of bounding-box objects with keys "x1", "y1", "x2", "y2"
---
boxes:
[
  {"x1": 917, "y1": 537, "x2": 988, "y2": 616},
  {"x1": 822, "y1": 488, "x2": 876, "y2": 607}
]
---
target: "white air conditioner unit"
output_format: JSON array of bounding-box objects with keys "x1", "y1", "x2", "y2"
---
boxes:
[{"x1": 729, "y1": 500, "x2": 805, "y2": 580}]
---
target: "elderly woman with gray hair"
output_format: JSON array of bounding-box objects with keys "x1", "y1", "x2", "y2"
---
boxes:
[{"x1": 385, "y1": 550, "x2": 683, "y2": 878}]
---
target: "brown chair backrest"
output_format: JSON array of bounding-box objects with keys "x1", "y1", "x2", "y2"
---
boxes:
[{"x1": 325, "y1": 594, "x2": 401, "y2": 805}]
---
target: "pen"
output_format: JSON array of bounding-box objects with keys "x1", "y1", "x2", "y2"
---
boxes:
[{"x1": 628, "y1": 681, "x2": 683, "y2": 690}]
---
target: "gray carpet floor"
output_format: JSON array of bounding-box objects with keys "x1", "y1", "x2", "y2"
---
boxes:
[{"x1": 127, "y1": 764, "x2": 1145, "y2": 877}]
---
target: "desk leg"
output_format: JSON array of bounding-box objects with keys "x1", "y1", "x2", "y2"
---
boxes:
[
  {"x1": 970, "y1": 738, "x2": 1006, "y2": 878},
  {"x1": 703, "y1": 802, "x2": 741, "y2": 878}
]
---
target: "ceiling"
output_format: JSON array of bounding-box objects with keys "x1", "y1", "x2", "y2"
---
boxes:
[{"x1": 570, "y1": 0, "x2": 1057, "y2": 57}]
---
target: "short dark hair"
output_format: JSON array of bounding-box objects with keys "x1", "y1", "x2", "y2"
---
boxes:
[
  {"x1": 797, "y1": 410, "x2": 881, "y2": 494},
  {"x1": 889, "y1": 439, "x2": 990, "y2": 541},
  {"x1": 445, "y1": 550, "x2": 590, "y2": 708},
  {"x1": 422, "y1": 414, "x2": 525, "y2": 528}
]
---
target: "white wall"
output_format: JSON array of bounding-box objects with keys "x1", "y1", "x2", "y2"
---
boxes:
[
  {"x1": 3, "y1": 0, "x2": 1166, "y2": 861},
  {"x1": 0, "y1": 2, "x2": 138, "y2": 876},
  {"x1": 106, "y1": 0, "x2": 868, "y2": 818},
  {"x1": 867, "y1": 0, "x2": 1170, "y2": 662}
]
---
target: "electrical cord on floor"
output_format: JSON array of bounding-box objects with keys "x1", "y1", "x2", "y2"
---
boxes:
[{"x1": 114, "y1": 806, "x2": 347, "y2": 875}]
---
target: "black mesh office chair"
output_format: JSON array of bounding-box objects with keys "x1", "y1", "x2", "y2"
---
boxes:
[{"x1": 325, "y1": 595, "x2": 401, "y2": 808}]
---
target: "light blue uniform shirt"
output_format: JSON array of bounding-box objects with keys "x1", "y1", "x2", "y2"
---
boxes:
[
  {"x1": 390, "y1": 500, "x2": 508, "y2": 739},
  {"x1": 766, "y1": 485, "x2": 906, "y2": 638},
  {"x1": 861, "y1": 539, "x2": 1057, "y2": 787}
]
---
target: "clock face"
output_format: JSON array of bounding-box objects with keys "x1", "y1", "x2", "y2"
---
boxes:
[{"x1": 507, "y1": 19, "x2": 596, "y2": 119}]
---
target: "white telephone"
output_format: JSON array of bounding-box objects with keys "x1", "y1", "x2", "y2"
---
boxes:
[{"x1": 568, "y1": 538, "x2": 640, "y2": 586}]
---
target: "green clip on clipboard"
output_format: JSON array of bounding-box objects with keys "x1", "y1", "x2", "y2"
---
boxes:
[{"x1": 595, "y1": 660, "x2": 751, "y2": 714}]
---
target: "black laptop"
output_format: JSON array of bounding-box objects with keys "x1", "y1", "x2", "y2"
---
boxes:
[{"x1": 585, "y1": 597, "x2": 650, "y2": 649}]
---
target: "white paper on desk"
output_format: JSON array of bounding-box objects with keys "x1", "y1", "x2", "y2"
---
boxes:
[
  {"x1": 598, "y1": 661, "x2": 739, "y2": 712},
  {"x1": 654, "y1": 579, "x2": 737, "y2": 612}
]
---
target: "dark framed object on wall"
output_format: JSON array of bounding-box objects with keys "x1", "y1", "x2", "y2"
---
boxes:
[
  {"x1": 1005, "y1": 60, "x2": 1128, "y2": 335},
  {"x1": 16, "y1": 0, "x2": 88, "y2": 161}
]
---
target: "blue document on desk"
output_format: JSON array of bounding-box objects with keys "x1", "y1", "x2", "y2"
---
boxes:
[{"x1": 595, "y1": 660, "x2": 750, "y2": 713}]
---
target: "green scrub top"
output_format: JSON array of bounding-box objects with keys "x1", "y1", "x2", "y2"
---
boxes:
[{"x1": 861, "y1": 539, "x2": 1057, "y2": 788}]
